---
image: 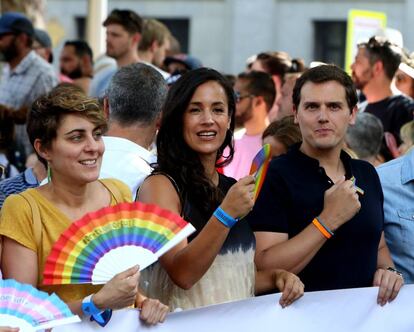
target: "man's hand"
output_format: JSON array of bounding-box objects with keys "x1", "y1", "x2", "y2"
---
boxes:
[
  {"x1": 274, "y1": 269, "x2": 305, "y2": 307},
  {"x1": 319, "y1": 177, "x2": 361, "y2": 231},
  {"x1": 373, "y1": 267, "x2": 404, "y2": 306}
]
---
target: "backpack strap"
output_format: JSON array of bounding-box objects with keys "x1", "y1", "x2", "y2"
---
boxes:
[
  {"x1": 100, "y1": 180, "x2": 124, "y2": 204},
  {"x1": 18, "y1": 191, "x2": 42, "y2": 250}
]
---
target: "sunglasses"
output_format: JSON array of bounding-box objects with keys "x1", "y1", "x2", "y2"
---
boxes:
[{"x1": 234, "y1": 91, "x2": 254, "y2": 103}]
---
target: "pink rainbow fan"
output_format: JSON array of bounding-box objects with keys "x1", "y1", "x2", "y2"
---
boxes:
[
  {"x1": 249, "y1": 144, "x2": 271, "y2": 201},
  {"x1": 43, "y1": 201, "x2": 195, "y2": 285},
  {"x1": 0, "y1": 279, "x2": 80, "y2": 332}
]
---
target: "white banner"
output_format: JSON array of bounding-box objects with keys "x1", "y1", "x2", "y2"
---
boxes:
[{"x1": 55, "y1": 285, "x2": 414, "y2": 332}]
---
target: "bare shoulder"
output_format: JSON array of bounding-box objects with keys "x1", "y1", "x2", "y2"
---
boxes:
[{"x1": 138, "y1": 174, "x2": 181, "y2": 214}]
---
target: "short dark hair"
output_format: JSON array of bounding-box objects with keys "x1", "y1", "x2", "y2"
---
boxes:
[
  {"x1": 238, "y1": 71, "x2": 276, "y2": 111},
  {"x1": 255, "y1": 52, "x2": 305, "y2": 79},
  {"x1": 103, "y1": 9, "x2": 143, "y2": 35},
  {"x1": 292, "y1": 65, "x2": 358, "y2": 111},
  {"x1": 107, "y1": 63, "x2": 167, "y2": 125},
  {"x1": 64, "y1": 40, "x2": 93, "y2": 61},
  {"x1": 262, "y1": 115, "x2": 302, "y2": 150},
  {"x1": 358, "y1": 36, "x2": 402, "y2": 80},
  {"x1": 28, "y1": 84, "x2": 106, "y2": 167}
]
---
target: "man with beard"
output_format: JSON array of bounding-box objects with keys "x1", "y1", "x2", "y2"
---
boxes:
[
  {"x1": 223, "y1": 71, "x2": 275, "y2": 179},
  {"x1": 0, "y1": 12, "x2": 57, "y2": 163},
  {"x1": 60, "y1": 40, "x2": 94, "y2": 93},
  {"x1": 351, "y1": 36, "x2": 414, "y2": 160},
  {"x1": 89, "y1": 9, "x2": 143, "y2": 97}
]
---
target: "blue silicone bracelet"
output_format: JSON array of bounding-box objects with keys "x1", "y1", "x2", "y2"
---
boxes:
[
  {"x1": 213, "y1": 206, "x2": 239, "y2": 228},
  {"x1": 82, "y1": 295, "x2": 112, "y2": 326}
]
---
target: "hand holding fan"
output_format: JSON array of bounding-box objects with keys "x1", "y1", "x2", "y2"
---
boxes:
[
  {"x1": 0, "y1": 279, "x2": 80, "y2": 332},
  {"x1": 249, "y1": 144, "x2": 271, "y2": 201},
  {"x1": 43, "y1": 201, "x2": 195, "y2": 285}
]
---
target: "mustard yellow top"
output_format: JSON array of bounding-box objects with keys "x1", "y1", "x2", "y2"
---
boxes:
[{"x1": 0, "y1": 178, "x2": 131, "y2": 303}]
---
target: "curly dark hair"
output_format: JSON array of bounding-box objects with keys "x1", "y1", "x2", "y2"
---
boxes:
[{"x1": 155, "y1": 68, "x2": 236, "y2": 214}]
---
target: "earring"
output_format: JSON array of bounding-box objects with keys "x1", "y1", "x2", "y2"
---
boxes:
[{"x1": 47, "y1": 162, "x2": 52, "y2": 182}]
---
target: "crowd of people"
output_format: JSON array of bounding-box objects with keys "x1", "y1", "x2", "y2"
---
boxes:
[{"x1": 0, "y1": 7, "x2": 413, "y2": 330}]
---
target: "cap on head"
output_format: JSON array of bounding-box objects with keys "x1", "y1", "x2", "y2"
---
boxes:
[
  {"x1": 34, "y1": 28, "x2": 52, "y2": 48},
  {"x1": 164, "y1": 54, "x2": 202, "y2": 71},
  {"x1": 0, "y1": 12, "x2": 34, "y2": 37}
]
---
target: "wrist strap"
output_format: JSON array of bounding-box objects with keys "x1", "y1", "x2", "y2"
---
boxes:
[
  {"x1": 213, "y1": 206, "x2": 239, "y2": 228},
  {"x1": 82, "y1": 295, "x2": 112, "y2": 327},
  {"x1": 312, "y1": 217, "x2": 334, "y2": 239}
]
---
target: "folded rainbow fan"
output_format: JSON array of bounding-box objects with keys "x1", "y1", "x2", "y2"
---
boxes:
[
  {"x1": 249, "y1": 144, "x2": 272, "y2": 201},
  {"x1": 0, "y1": 279, "x2": 80, "y2": 332},
  {"x1": 43, "y1": 201, "x2": 195, "y2": 285}
]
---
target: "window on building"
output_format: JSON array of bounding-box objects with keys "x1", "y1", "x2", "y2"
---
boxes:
[
  {"x1": 75, "y1": 16, "x2": 86, "y2": 40},
  {"x1": 157, "y1": 18, "x2": 190, "y2": 53},
  {"x1": 314, "y1": 21, "x2": 346, "y2": 68}
]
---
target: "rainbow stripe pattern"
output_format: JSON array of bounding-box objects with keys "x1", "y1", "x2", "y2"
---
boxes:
[
  {"x1": 43, "y1": 201, "x2": 195, "y2": 285},
  {"x1": 0, "y1": 279, "x2": 80, "y2": 331},
  {"x1": 249, "y1": 144, "x2": 272, "y2": 201}
]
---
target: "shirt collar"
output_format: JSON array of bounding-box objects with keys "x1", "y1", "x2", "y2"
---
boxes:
[
  {"x1": 401, "y1": 149, "x2": 414, "y2": 184},
  {"x1": 11, "y1": 50, "x2": 37, "y2": 75},
  {"x1": 288, "y1": 142, "x2": 354, "y2": 179},
  {"x1": 103, "y1": 136, "x2": 155, "y2": 164}
]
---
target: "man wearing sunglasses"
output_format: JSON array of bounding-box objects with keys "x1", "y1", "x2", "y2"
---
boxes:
[
  {"x1": 223, "y1": 71, "x2": 275, "y2": 180},
  {"x1": 351, "y1": 36, "x2": 414, "y2": 161}
]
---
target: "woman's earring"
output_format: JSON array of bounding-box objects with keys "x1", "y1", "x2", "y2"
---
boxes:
[{"x1": 47, "y1": 162, "x2": 52, "y2": 182}]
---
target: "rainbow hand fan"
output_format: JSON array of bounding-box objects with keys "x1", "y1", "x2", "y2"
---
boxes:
[
  {"x1": 43, "y1": 202, "x2": 195, "y2": 285},
  {"x1": 0, "y1": 279, "x2": 80, "y2": 332},
  {"x1": 249, "y1": 144, "x2": 271, "y2": 201}
]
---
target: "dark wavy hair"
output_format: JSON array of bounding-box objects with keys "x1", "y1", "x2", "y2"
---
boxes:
[{"x1": 155, "y1": 68, "x2": 236, "y2": 213}]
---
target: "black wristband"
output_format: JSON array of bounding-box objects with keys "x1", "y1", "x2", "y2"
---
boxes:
[{"x1": 386, "y1": 266, "x2": 403, "y2": 277}]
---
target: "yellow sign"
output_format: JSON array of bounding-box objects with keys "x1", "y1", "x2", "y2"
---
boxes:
[{"x1": 345, "y1": 10, "x2": 387, "y2": 73}]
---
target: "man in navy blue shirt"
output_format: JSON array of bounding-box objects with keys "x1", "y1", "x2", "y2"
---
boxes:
[{"x1": 250, "y1": 65, "x2": 403, "y2": 305}]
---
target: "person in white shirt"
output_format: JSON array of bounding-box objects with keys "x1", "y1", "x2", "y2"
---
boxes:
[{"x1": 100, "y1": 63, "x2": 167, "y2": 198}]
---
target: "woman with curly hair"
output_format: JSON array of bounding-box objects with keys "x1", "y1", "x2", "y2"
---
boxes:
[{"x1": 137, "y1": 68, "x2": 304, "y2": 310}]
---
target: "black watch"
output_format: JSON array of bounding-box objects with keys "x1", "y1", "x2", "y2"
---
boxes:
[{"x1": 386, "y1": 266, "x2": 403, "y2": 277}]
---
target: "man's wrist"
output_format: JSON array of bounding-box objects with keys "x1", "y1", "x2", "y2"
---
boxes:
[
  {"x1": 318, "y1": 213, "x2": 335, "y2": 232},
  {"x1": 384, "y1": 266, "x2": 403, "y2": 277}
]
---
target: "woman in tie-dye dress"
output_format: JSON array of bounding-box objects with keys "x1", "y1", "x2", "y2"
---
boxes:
[{"x1": 137, "y1": 68, "x2": 304, "y2": 310}]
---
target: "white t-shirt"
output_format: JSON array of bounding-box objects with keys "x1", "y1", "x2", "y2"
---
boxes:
[{"x1": 100, "y1": 136, "x2": 156, "y2": 199}]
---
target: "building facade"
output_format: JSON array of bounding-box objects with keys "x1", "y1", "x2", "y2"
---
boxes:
[{"x1": 47, "y1": 0, "x2": 414, "y2": 74}]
